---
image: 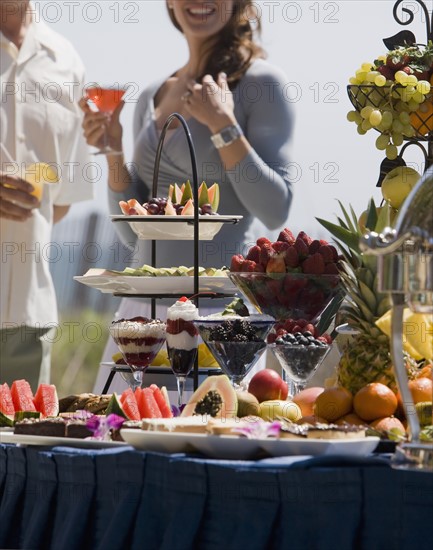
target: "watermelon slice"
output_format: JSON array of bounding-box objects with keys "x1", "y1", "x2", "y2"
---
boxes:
[
  {"x1": 137, "y1": 388, "x2": 162, "y2": 418},
  {"x1": 150, "y1": 384, "x2": 172, "y2": 418},
  {"x1": 120, "y1": 388, "x2": 140, "y2": 420},
  {"x1": 0, "y1": 383, "x2": 15, "y2": 415},
  {"x1": 11, "y1": 380, "x2": 36, "y2": 412},
  {"x1": 33, "y1": 384, "x2": 59, "y2": 417}
]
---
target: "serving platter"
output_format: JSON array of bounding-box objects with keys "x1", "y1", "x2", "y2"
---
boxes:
[
  {"x1": 110, "y1": 214, "x2": 243, "y2": 240},
  {"x1": 0, "y1": 431, "x2": 127, "y2": 449},
  {"x1": 74, "y1": 272, "x2": 237, "y2": 296},
  {"x1": 120, "y1": 429, "x2": 380, "y2": 459}
]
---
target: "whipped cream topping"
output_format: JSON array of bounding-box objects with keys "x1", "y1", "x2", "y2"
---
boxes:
[
  {"x1": 198, "y1": 313, "x2": 275, "y2": 322},
  {"x1": 167, "y1": 298, "x2": 198, "y2": 322},
  {"x1": 110, "y1": 319, "x2": 166, "y2": 339}
]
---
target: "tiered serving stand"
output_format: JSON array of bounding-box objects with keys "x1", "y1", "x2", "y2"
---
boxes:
[{"x1": 104, "y1": 113, "x2": 241, "y2": 392}]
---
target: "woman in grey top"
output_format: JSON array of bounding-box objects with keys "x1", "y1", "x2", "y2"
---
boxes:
[
  {"x1": 81, "y1": 0, "x2": 294, "y2": 269},
  {"x1": 81, "y1": 0, "x2": 294, "y2": 391}
]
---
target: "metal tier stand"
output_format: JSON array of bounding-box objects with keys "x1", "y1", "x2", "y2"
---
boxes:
[
  {"x1": 104, "y1": 113, "x2": 239, "y2": 394},
  {"x1": 347, "y1": 0, "x2": 433, "y2": 183}
]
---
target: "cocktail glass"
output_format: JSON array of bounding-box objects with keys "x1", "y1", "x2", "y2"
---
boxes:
[
  {"x1": 85, "y1": 84, "x2": 127, "y2": 155},
  {"x1": 270, "y1": 342, "x2": 331, "y2": 395},
  {"x1": 109, "y1": 318, "x2": 166, "y2": 391},
  {"x1": 193, "y1": 316, "x2": 274, "y2": 388},
  {"x1": 166, "y1": 320, "x2": 199, "y2": 407}
]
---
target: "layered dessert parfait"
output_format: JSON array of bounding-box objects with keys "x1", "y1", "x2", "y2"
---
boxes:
[
  {"x1": 166, "y1": 297, "x2": 199, "y2": 376},
  {"x1": 109, "y1": 317, "x2": 166, "y2": 369}
]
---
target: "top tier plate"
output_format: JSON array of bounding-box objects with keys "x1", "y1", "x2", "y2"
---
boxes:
[{"x1": 111, "y1": 215, "x2": 243, "y2": 240}]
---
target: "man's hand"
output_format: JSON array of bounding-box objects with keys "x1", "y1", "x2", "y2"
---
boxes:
[{"x1": 0, "y1": 173, "x2": 39, "y2": 221}]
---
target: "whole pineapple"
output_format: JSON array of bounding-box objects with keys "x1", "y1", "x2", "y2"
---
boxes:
[{"x1": 317, "y1": 200, "x2": 397, "y2": 394}]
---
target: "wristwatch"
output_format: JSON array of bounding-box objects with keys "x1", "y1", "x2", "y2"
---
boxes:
[{"x1": 210, "y1": 123, "x2": 243, "y2": 149}]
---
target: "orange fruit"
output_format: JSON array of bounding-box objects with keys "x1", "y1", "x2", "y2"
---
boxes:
[
  {"x1": 313, "y1": 387, "x2": 353, "y2": 422},
  {"x1": 353, "y1": 383, "x2": 398, "y2": 421},
  {"x1": 408, "y1": 377, "x2": 432, "y2": 404},
  {"x1": 370, "y1": 416, "x2": 406, "y2": 435},
  {"x1": 293, "y1": 387, "x2": 324, "y2": 417},
  {"x1": 417, "y1": 364, "x2": 432, "y2": 380},
  {"x1": 335, "y1": 413, "x2": 367, "y2": 427},
  {"x1": 410, "y1": 97, "x2": 433, "y2": 135}
]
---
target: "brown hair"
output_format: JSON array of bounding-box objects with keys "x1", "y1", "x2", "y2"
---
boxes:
[{"x1": 167, "y1": 1, "x2": 266, "y2": 88}]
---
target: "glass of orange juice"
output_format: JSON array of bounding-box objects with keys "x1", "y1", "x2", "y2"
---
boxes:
[{"x1": 85, "y1": 83, "x2": 127, "y2": 155}]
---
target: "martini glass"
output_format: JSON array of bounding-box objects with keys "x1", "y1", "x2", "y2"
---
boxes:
[
  {"x1": 193, "y1": 316, "x2": 274, "y2": 388},
  {"x1": 85, "y1": 84, "x2": 127, "y2": 155},
  {"x1": 270, "y1": 342, "x2": 331, "y2": 395},
  {"x1": 109, "y1": 318, "x2": 166, "y2": 391}
]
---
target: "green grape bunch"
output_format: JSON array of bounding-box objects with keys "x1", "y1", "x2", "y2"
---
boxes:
[{"x1": 347, "y1": 43, "x2": 433, "y2": 160}]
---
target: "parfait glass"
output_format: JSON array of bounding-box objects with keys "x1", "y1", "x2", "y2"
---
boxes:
[
  {"x1": 193, "y1": 316, "x2": 274, "y2": 389},
  {"x1": 109, "y1": 318, "x2": 166, "y2": 392},
  {"x1": 85, "y1": 84, "x2": 127, "y2": 155},
  {"x1": 270, "y1": 342, "x2": 331, "y2": 395},
  {"x1": 166, "y1": 320, "x2": 199, "y2": 407}
]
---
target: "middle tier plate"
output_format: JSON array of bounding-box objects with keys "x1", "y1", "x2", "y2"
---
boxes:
[
  {"x1": 110, "y1": 214, "x2": 243, "y2": 240},
  {"x1": 74, "y1": 272, "x2": 237, "y2": 296}
]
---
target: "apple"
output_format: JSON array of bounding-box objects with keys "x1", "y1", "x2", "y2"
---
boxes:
[
  {"x1": 259, "y1": 400, "x2": 302, "y2": 422},
  {"x1": 381, "y1": 166, "x2": 421, "y2": 209},
  {"x1": 248, "y1": 369, "x2": 288, "y2": 403}
]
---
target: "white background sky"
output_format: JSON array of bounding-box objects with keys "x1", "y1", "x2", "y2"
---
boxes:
[{"x1": 40, "y1": 0, "x2": 429, "y2": 236}]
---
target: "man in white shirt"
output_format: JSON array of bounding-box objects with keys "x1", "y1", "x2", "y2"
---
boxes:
[{"x1": 0, "y1": 0, "x2": 94, "y2": 389}]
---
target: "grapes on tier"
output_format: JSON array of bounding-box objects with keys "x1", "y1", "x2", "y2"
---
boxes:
[{"x1": 347, "y1": 43, "x2": 433, "y2": 159}]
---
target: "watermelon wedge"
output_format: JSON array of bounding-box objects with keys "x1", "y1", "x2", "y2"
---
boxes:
[
  {"x1": 150, "y1": 384, "x2": 172, "y2": 418},
  {"x1": 11, "y1": 380, "x2": 36, "y2": 412},
  {"x1": 0, "y1": 383, "x2": 15, "y2": 415},
  {"x1": 137, "y1": 388, "x2": 162, "y2": 418},
  {"x1": 33, "y1": 384, "x2": 59, "y2": 417},
  {"x1": 120, "y1": 388, "x2": 140, "y2": 420}
]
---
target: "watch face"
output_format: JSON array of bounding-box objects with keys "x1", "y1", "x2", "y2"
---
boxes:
[{"x1": 221, "y1": 128, "x2": 233, "y2": 143}]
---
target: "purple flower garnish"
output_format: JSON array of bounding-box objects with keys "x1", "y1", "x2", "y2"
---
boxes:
[
  {"x1": 85, "y1": 414, "x2": 125, "y2": 441},
  {"x1": 233, "y1": 421, "x2": 281, "y2": 440}
]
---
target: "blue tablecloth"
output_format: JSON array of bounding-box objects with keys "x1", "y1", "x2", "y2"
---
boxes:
[{"x1": 0, "y1": 444, "x2": 432, "y2": 550}]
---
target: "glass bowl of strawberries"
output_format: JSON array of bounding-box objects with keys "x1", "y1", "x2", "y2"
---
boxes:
[{"x1": 228, "y1": 229, "x2": 342, "y2": 322}]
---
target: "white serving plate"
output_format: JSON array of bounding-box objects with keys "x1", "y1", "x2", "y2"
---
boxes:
[
  {"x1": 259, "y1": 436, "x2": 380, "y2": 457},
  {"x1": 0, "y1": 431, "x2": 127, "y2": 449},
  {"x1": 120, "y1": 429, "x2": 380, "y2": 459},
  {"x1": 120, "y1": 429, "x2": 203, "y2": 454},
  {"x1": 74, "y1": 273, "x2": 237, "y2": 296},
  {"x1": 111, "y1": 214, "x2": 243, "y2": 240}
]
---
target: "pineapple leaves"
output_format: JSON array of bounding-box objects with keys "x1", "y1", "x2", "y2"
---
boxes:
[
  {"x1": 316, "y1": 218, "x2": 361, "y2": 252},
  {"x1": 337, "y1": 200, "x2": 358, "y2": 233},
  {"x1": 365, "y1": 198, "x2": 378, "y2": 231}
]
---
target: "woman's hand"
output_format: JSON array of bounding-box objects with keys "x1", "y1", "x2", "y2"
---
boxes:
[
  {"x1": 182, "y1": 72, "x2": 236, "y2": 133},
  {"x1": 79, "y1": 97, "x2": 125, "y2": 154},
  {"x1": 0, "y1": 173, "x2": 39, "y2": 221}
]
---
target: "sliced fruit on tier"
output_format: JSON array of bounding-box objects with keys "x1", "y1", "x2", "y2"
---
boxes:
[
  {"x1": 181, "y1": 375, "x2": 237, "y2": 419},
  {"x1": 317, "y1": 200, "x2": 399, "y2": 393},
  {"x1": 120, "y1": 181, "x2": 220, "y2": 216},
  {"x1": 118, "y1": 265, "x2": 228, "y2": 277}
]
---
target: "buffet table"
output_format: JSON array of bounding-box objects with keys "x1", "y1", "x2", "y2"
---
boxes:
[{"x1": 0, "y1": 444, "x2": 432, "y2": 550}]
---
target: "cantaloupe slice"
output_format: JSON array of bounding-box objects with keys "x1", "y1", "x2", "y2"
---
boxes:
[
  {"x1": 164, "y1": 197, "x2": 177, "y2": 215},
  {"x1": 207, "y1": 183, "x2": 220, "y2": 212},
  {"x1": 181, "y1": 198, "x2": 194, "y2": 215}
]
